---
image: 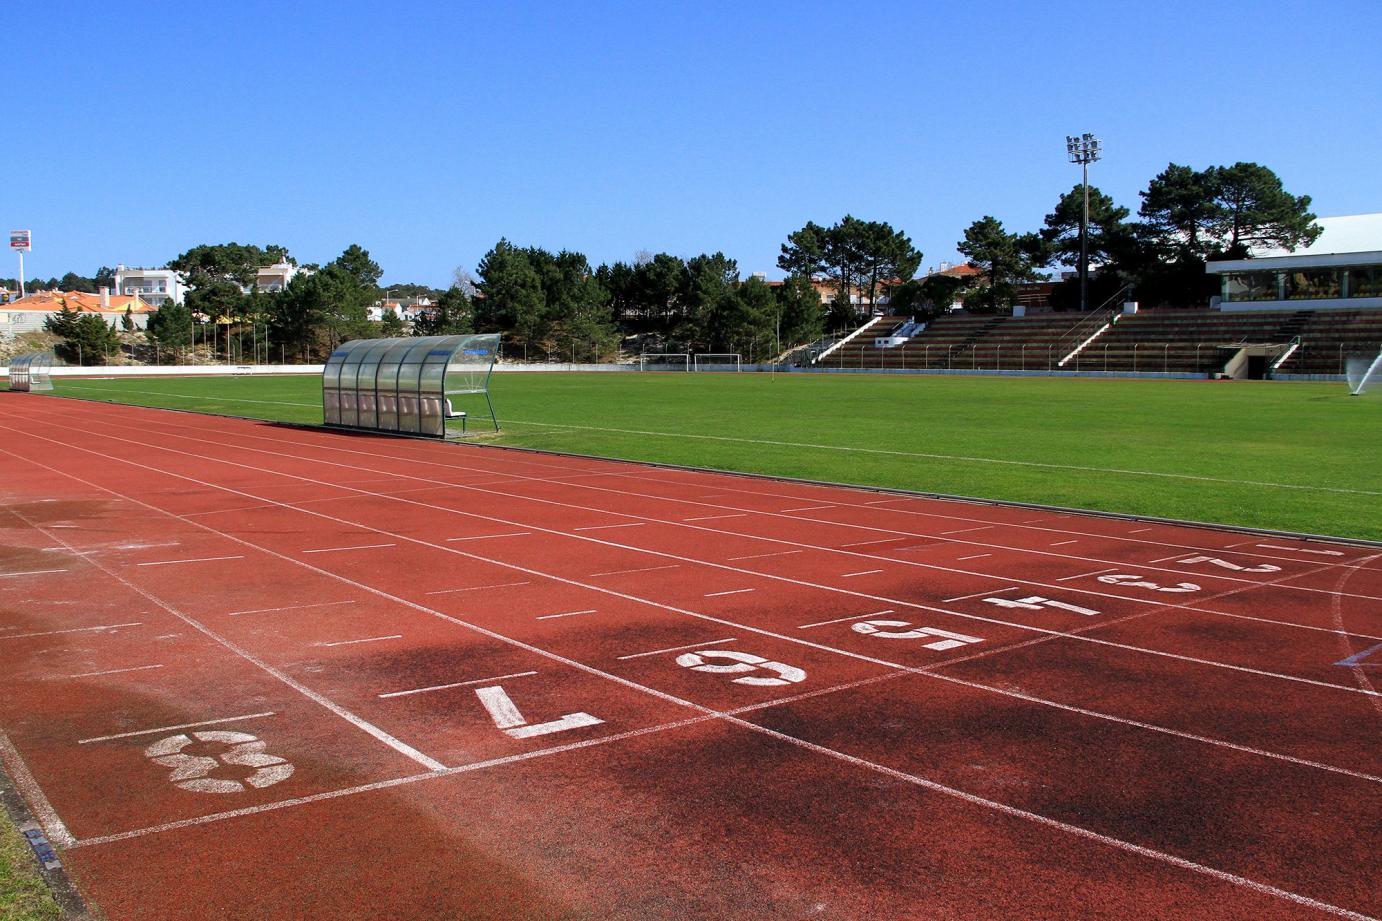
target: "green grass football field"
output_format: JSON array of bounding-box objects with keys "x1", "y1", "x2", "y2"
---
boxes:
[{"x1": 46, "y1": 371, "x2": 1381, "y2": 541}]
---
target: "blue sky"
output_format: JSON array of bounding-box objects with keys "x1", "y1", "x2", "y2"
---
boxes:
[{"x1": 5, "y1": 0, "x2": 1380, "y2": 286}]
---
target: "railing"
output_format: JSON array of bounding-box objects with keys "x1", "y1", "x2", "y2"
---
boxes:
[{"x1": 1054, "y1": 284, "x2": 1132, "y2": 367}]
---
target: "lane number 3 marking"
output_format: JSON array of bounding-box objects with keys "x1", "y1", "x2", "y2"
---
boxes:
[{"x1": 1098, "y1": 573, "x2": 1200, "y2": 593}]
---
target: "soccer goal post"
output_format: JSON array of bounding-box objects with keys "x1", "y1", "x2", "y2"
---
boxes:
[
  {"x1": 693, "y1": 353, "x2": 742, "y2": 372},
  {"x1": 1346, "y1": 348, "x2": 1382, "y2": 396},
  {"x1": 639, "y1": 353, "x2": 690, "y2": 371}
]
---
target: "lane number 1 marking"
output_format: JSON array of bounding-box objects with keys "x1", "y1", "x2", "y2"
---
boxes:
[
  {"x1": 475, "y1": 686, "x2": 604, "y2": 739},
  {"x1": 851, "y1": 620, "x2": 984, "y2": 651}
]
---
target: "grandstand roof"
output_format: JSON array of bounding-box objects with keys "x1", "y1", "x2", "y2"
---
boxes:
[{"x1": 1207, "y1": 213, "x2": 1382, "y2": 273}]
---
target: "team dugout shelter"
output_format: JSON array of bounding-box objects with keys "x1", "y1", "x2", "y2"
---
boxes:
[
  {"x1": 6, "y1": 350, "x2": 54, "y2": 392},
  {"x1": 322, "y1": 333, "x2": 500, "y2": 438}
]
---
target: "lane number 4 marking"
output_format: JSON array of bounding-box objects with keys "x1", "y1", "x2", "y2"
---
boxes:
[
  {"x1": 983, "y1": 595, "x2": 1100, "y2": 616},
  {"x1": 475, "y1": 685, "x2": 604, "y2": 739},
  {"x1": 1176, "y1": 555, "x2": 1281, "y2": 574}
]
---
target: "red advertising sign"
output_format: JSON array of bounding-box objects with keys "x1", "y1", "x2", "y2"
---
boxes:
[{"x1": 9, "y1": 230, "x2": 31, "y2": 251}]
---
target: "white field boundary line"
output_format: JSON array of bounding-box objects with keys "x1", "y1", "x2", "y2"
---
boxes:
[
  {"x1": 61, "y1": 398, "x2": 1382, "y2": 572},
  {"x1": 378, "y1": 671, "x2": 538, "y2": 699},
  {"x1": 5, "y1": 437, "x2": 1380, "y2": 912},
  {"x1": 97, "y1": 412, "x2": 1382, "y2": 632},
  {"x1": 0, "y1": 731, "x2": 75, "y2": 847},
  {"x1": 99, "y1": 406, "x2": 1382, "y2": 597},
  {"x1": 2, "y1": 505, "x2": 446, "y2": 774},
  {"x1": 496, "y1": 418, "x2": 1382, "y2": 497},
  {"x1": 3, "y1": 424, "x2": 1377, "y2": 797},
  {"x1": 1331, "y1": 554, "x2": 1382, "y2": 716},
  {"x1": 33, "y1": 415, "x2": 1382, "y2": 687},
  {"x1": 59, "y1": 383, "x2": 319, "y2": 408}
]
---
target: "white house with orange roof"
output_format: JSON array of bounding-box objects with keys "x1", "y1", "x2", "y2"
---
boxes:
[{"x1": 1, "y1": 289, "x2": 155, "y2": 336}]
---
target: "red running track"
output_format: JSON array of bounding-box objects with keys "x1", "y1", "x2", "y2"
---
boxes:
[{"x1": 0, "y1": 393, "x2": 1378, "y2": 920}]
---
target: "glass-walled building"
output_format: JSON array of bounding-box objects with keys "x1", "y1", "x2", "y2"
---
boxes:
[{"x1": 1207, "y1": 214, "x2": 1382, "y2": 311}]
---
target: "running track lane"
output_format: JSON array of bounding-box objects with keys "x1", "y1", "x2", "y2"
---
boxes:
[{"x1": 0, "y1": 394, "x2": 1377, "y2": 920}]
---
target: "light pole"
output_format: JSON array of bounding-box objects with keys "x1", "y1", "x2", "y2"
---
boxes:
[{"x1": 1066, "y1": 133, "x2": 1102, "y2": 312}]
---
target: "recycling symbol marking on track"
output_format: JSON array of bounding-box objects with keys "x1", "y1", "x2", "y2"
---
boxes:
[{"x1": 144, "y1": 730, "x2": 294, "y2": 794}]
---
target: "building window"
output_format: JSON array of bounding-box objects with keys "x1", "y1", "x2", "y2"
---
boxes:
[
  {"x1": 1223, "y1": 271, "x2": 1277, "y2": 301},
  {"x1": 1283, "y1": 269, "x2": 1342, "y2": 300},
  {"x1": 1348, "y1": 267, "x2": 1382, "y2": 298}
]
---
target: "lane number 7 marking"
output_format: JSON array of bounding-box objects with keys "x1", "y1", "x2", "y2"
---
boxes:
[{"x1": 475, "y1": 686, "x2": 604, "y2": 739}]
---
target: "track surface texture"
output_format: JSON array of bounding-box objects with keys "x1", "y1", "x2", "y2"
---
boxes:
[{"x1": 0, "y1": 393, "x2": 1377, "y2": 920}]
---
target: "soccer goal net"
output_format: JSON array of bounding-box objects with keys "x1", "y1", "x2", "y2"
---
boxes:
[
  {"x1": 693, "y1": 353, "x2": 741, "y2": 372},
  {"x1": 1346, "y1": 348, "x2": 1382, "y2": 396},
  {"x1": 639, "y1": 353, "x2": 690, "y2": 371}
]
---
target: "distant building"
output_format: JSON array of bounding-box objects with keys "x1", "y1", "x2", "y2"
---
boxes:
[
  {"x1": 370, "y1": 295, "x2": 432, "y2": 322},
  {"x1": 1206, "y1": 213, "x2": 1382, "y2": 311},
  {"x1": 252, "y1": 261, "x2": 304, "y2": 293},
  {"x1": 1, "y1": 289, "x2": 154, "y2": 336},
  {"x1": 114, "y1": 265, "x2": 188, "y2": 307}
]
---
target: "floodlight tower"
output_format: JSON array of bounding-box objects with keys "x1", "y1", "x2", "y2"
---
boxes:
[{"x1": 1066, "y1": 133, "x2": 1102, "y2": 312}]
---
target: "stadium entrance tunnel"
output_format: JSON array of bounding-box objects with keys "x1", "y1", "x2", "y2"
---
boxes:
[{"x1": 322, "y1": 334, "x2": 500, "y2": 438}]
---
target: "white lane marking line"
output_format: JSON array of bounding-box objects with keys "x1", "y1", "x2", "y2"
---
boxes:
[
  {"x1": 227, "y1": 600, "x2": 356, "y2": 617},
  {"x1": 1148, "y1": 553, "x2": 1186, "y2": 563},
  {"x1": 445, "y1": 532, "x2": 531, "y2": 542},
  {"x1": 1055, "y1": 567, "x2": 1119, "y2": 582},
  {"x1": 705, "y1": 588, "x2": 755, "y2": 597},
  {"x1": 799, "y1": 610, "x2": 895, "y2": 630},
  {"x1": 840, "y1": 569, "x2": 884, "y2": 578},
  {"x1": 840, "y1": 538, "x2": 907, "y2": 547},
  {"x1": 33, "y1": 422, "x2": 1382, "y2": 720},
  {"x1": 682, "y1": 513, "x2": 746, "y2": 522},
  {"x1": 25, "y1": 432, "x2": 1382, "y2": 885},
  {"x1": 942, "y1": 526, "x2": 992, "y2": 535},
  {"x1": 943, "y1": 587, "x2": 1019, "y2": 603},
  {"x1": 727, "y1": 550, "x2": 802, "y2": 561},
  {"x1": 379, "y1": 671, "x2": 538, "y2": 699},
  {"x1": 302, "y1": 543, "x2": 395, "y2": 554},
  {"x1": 0, "y1": 731, "x2": 74, "y2": 848},
  {"x1": 572, "y1": 522, "x2": 645, "y2": 531},
  {"x1": 956, "y1": 553, "x2": 991, "y2": 561},
  {"x1": 735, "y1": 720, "x2": 1381, "y2": 921},
  {"x1": 61, "y1": 664, "x2": 163, "y2": 679},
  {"x1": 0, "y1": 622, "x2": 142, "y2": 641},
  {"x1": 78, "y1": 712, "x2": 277, "y2": 744},
  {"x1": 1050, "y1": 540, "x2": 1078, "y2": 546},
  {"x1": 1257, "y1": 543, "x2": 1345, "y2": 557},
  {"x1": 590, "y1": 564, "x2": 681, "y2": 577},
  {"x1": 136, "y1": 555, "x2": 242, "y2": 567},
  {"x1": 780, "y1": 505, "x2": 837, "y2": 513},
  {"x1": 1129, "y1": 527, "x2": 1153, "y2": 534},
  {"x1": 535, "y1": 609, "x2": 597, "y2": 620},
  {"x1": 0, "y1": 568, "x2": 69, "y2": 578},
  {"x1": 863, "y1": 497, "x2": 906, "y2": 504},
  {"x1": 318, "y1": 634, "x2": 401, "y2": 647},
  {"x1": 1224, "y1": 540, "x2": 1259, "y2": 549},
  {"x1": 616, "y1": 639, "x2": 738, "y2": 660},
  {"x1": 5, "y1": 507, "x2": 446, "y2": 772},
  {"x1": 425, "y1": 580, "x2": 532, "y2": 594}
]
